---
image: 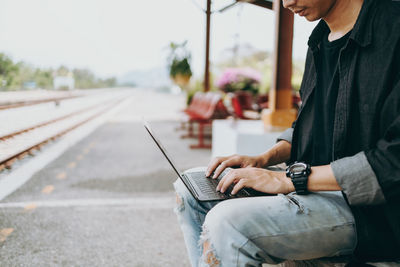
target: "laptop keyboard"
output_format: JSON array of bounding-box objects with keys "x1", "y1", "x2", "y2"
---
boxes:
[
  {"x1": 195, "y1": 173, "x2": 222, "y2": 193},
  {"x1": 190, "y1": 171, "x2": 249, "y2": 198}
]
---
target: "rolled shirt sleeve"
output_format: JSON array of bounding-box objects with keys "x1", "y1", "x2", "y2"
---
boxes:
[
  {"x1": 277, "y1": 128, "x2": 294, "y2": 144},
  {"x1": 331, "y1": 151, "x2": 386, "y2": 206}
]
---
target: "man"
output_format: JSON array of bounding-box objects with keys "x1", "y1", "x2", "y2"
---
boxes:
[{"x1": 174, "y1": 0, "x2": 400, "y2": 266}]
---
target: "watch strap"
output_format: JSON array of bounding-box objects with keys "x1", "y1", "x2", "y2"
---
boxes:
[{"x1": 291, "y1": 175, "x2": 309, "y2": 195}]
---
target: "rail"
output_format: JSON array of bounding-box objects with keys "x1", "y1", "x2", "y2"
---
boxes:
[
  {"x1": 0, "y1": 97, "x2": 124, "y2": 172},
  {"x1": 0, "y1": 95, "x2": 81, "y2": 110}
]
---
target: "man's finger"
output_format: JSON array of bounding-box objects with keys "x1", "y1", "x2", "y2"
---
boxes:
[
  {"x1": 218, "y1": 170, "x2": 239, "y2": 193},
  {"x1": 216, "y1": 169, "x2": 230, "y2": 191},
  {"x1": 213, "y1": 157, "x2": 240, "y2": 179},
  {"x1": 231, "y1": 179, "x2": 246, "y2": 195},
  {"x1": 212, "y1": 157, "x2": 235, "y2": 178},
  {"x1": 206, "y1": 157, "x2": 224, "y2": 177}
]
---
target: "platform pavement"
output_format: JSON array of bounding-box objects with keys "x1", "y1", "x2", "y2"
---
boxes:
[{"x1": 0, "y1": 90, "x2": 212, "y2": 266}]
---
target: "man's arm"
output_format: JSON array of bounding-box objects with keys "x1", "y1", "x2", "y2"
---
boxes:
[
  {"x1": 219, "y1": 164, "x2": 342, "y2": 195},
  {"x1": 255, "y1": 126, "x2": 294, "y2": 167},
  {"x1": 307, "y1": 165, "x2": 342, "y2": 191},
  {"x1": 330, "y1": 152, "x2": 386, "y2": 205},
  {"x1": 272, "y1": 127, "x2": 343, "y2": 192},
  {"x1": 257, "y1": 140, "x2": 292, "y2": 167}
]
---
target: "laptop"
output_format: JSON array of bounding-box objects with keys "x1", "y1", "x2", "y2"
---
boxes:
[{"x1": 143, "y1": 121, "x2": 271, "y2": 201}]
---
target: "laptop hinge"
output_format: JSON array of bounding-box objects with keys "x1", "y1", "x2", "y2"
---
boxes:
[{"x1": 182, "y1": 173, "x2": 199, "y2": 198}]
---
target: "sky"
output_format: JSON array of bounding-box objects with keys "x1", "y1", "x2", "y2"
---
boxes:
[{"x1": 0, "y1": 0, "x2": 317, "y2": 79}]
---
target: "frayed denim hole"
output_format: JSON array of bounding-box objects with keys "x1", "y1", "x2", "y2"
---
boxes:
[
  {"x1": 281, "y1": 193, "x2": 309, "y2": 214},
  {"x1": 173, "y1": 181, "x2": 185, "y2": 213},
  {"x1": 174, "y1": 192, "x2": 185, "y2": 213},
  {"x1": 199, "y1": 224, "x2": 221, "y2": 267}
]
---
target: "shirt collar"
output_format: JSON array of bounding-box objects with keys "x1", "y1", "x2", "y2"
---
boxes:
[{"x1": 307, "y1": 0, "x2": 377, "y2": 50}]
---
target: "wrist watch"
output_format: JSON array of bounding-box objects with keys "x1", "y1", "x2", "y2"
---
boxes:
[{"x1": 286, "y1": 162, "x2": 311, "y2": 195}]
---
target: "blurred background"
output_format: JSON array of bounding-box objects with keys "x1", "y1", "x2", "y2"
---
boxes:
[
  {"x1": 0, "y1": 0, "x2": 316, "y2": 93},
  {"x1": 0, "y1": 1, "x2": 317, "y2": 266}
]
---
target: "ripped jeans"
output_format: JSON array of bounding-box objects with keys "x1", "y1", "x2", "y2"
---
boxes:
[{"x1": 173, "y1": 168, "x2": 357, "y2": 267}]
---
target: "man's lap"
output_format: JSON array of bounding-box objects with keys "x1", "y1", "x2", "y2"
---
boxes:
[
  {"x1": 174, "y1": 176, "x2": 357, "y2": 262},
  {"x1": 204, "y1": 191, "x2": 356, "y2": 261}
]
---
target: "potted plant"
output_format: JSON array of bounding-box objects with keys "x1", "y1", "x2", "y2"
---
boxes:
[
  {"x1": 216, "y1": 68, "x2": 262, "y2": 116},
  {"x1": 216, "y1": 67, "x2": 261, "y2": 95},
  {"x1": 167, "y1": 41, "x2": 192, "y2": 88}
]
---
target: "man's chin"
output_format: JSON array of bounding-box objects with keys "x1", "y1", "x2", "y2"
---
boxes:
[{"x1": 303, "y1": 14, "x2": 320, "y2": 22}]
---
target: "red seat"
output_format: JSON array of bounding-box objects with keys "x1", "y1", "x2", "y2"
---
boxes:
[
  {"x1": 181, "y1": 92, "x2": 229, "y2": 148},
  {"x1": 230, "y1": 92, "x2": 260, "y2": 120}
]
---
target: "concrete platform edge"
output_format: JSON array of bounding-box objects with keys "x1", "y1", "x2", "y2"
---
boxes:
[{"x1": 0, "y1": 96, "x2": 133, "y2": 201}]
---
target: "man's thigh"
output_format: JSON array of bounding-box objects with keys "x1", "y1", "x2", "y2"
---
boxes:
[{"x1": 205, "y1": 191, "x2": 357, "y2": 262}]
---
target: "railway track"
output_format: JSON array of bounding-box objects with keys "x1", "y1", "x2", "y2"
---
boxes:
[
  {"x1": 0, "y1": 95, "x2": 81, "y2": 110},
  {"x1": 0, "y1": 96, "x2": 124, "y2": 172}
]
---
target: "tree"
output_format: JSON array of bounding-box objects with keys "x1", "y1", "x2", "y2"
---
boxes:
[
  {"x1": 72, "y1": 68, "x2": 117, "y2": 89},
  {"x1": 56, "y1": 65, "x2": 70, "y2": 76},
  {"x1": 34, "y1": 68, "x2": 53, "y2": 89},
  {"x1": 0, "y1": 53, "x2": 19, "y2": 90},
  {"x1": 0, "y1": 53, "x2": 117, "y2": 90},
  {"x1": 100, "y1": 77, "x2": 117, "y2": 88},
  {"x1": 72, "y1": 68, "x2": 96, "y2": 89}
]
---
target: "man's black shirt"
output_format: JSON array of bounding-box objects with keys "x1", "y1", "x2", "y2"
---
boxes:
[
  {"x1": 312, "y1": 30, "x2": 352, "y2": 166},
  {"x1": 289, "y1": 0, "x2": 400, "y2": 260}
]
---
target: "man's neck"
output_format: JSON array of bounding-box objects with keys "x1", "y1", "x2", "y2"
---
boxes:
[{"x1": 324, "y1": 0, "x2": 364, "y2": 41}]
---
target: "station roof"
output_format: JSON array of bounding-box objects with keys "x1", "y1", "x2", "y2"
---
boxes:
[
  {"x1": 237, "y1": 0, "x2": 273, "y2": 10},
  {"x1": 215, "y1": 0, "x2": 273, "y2": 12}
]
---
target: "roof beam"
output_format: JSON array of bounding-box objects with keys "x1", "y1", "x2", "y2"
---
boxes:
[
  {"x1": 237, "y1": 0, "x2": 273, "y2": 10},
  {"x1": 262, "y1": 0, "x2": 296, "y2": 128},
  {"x1": 204, "y1": 0, "x2": 211, "y2": 91}
]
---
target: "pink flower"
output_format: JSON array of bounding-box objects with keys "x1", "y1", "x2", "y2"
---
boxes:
[{"x1": 216, "y1": 68, "x2": 261, "y2": 94}]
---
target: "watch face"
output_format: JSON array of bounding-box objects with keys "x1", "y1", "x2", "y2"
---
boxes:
[{"x1": 290, "y1": 163, "x2": 307, "y2": 174}]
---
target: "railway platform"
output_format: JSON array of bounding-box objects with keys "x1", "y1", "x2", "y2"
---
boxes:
[{"x1": 0, "y1": 88, "x2": 205, "y2": 266}]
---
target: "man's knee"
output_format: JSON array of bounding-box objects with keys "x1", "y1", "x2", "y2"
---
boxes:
[
  {"x1": 204, "y1": 199, "x2": 265, "y2": 239},
  {"x1": 199, "y1": 221, "x2": 222, "y2": 267},
  {"x1": 173, "y1": 179, "x2": 196, "y2": 212},
  {"x1": 204, "y1": 201, "x2": 240, "y2": 231},
  {"x1": 202, "y1": 240, "x2": 220, "y2": 267},
  {"x1": 199, "y1": 201, "x2": 241, "y2": 264}
]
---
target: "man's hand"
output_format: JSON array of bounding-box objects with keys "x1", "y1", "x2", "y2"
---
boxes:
[
  {"x1": 206, "y1": 155, "x2": 260, "y2": 179},
  {"x1": 216, "y1": 168, "x2": 295, "y2": 195},
  {"x1": 206, "y1": 140, "x2": 292, "y2": 179}
]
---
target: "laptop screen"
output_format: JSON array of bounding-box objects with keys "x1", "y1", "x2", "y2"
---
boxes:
[{"x1": 143, "y1": 120, "x2": 183, "y2": 178}]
